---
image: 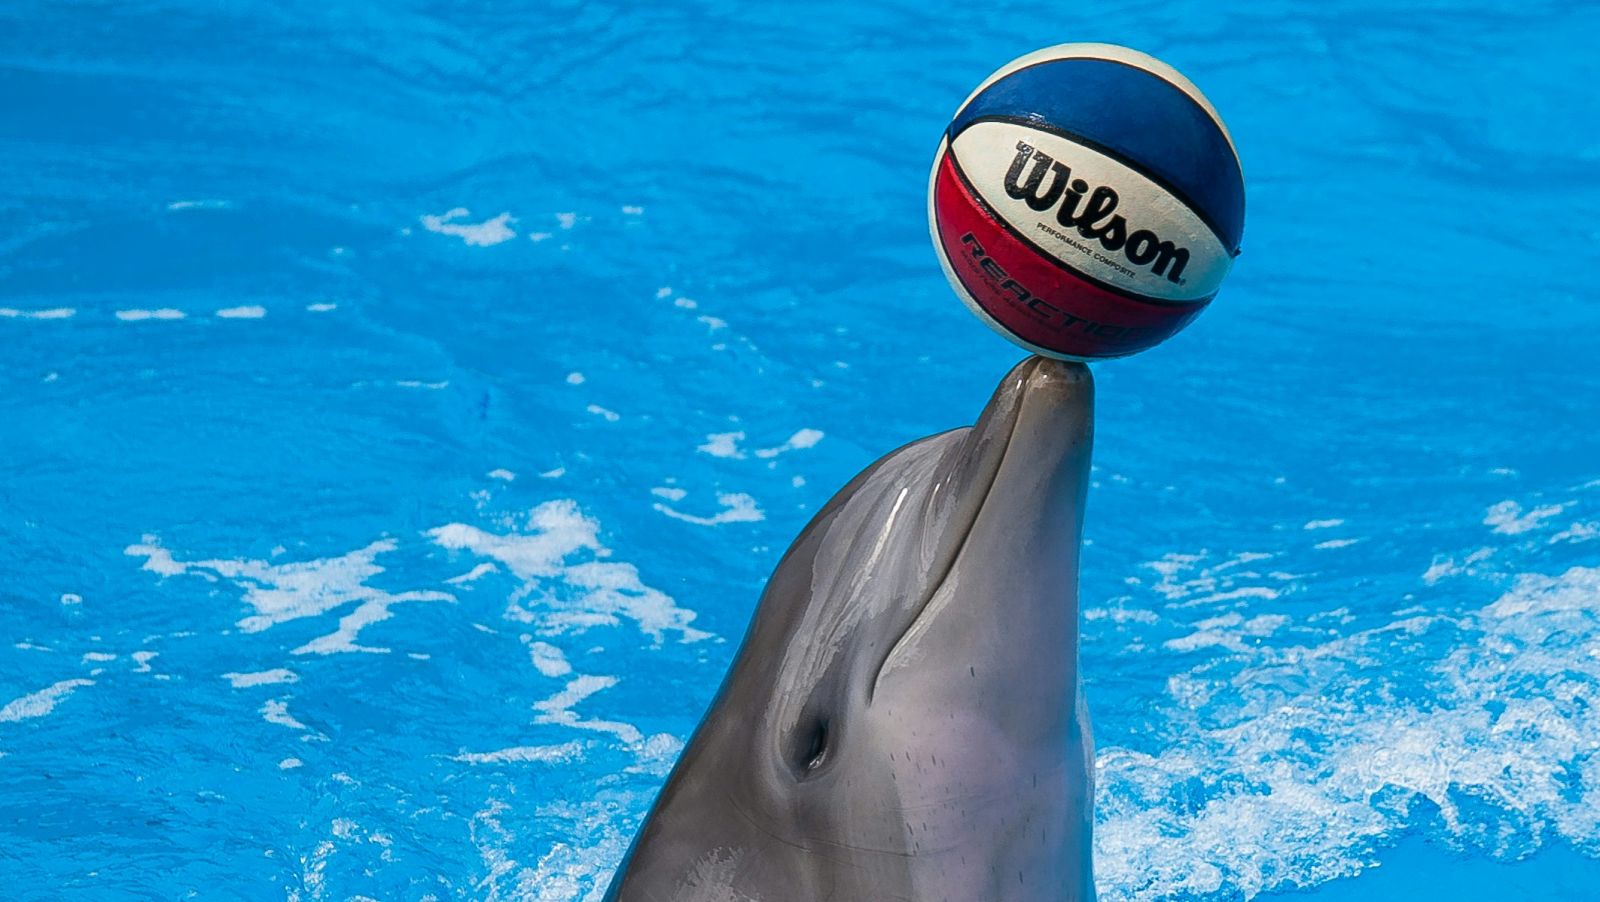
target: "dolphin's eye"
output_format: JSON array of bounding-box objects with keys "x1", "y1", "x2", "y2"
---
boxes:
[
  {"x1": 793, "y1": 716, "x2": 830, "y2": 777},
  {"x1": 804, "y1": 719, "x2": 829, "y2": 768}
]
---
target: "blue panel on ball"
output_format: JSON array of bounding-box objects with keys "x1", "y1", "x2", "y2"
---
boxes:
[{"x1": 951, "y1": 58, "x2": 1246, "y2": 253}]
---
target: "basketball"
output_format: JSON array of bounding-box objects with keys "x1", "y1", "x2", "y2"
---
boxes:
[{"x1": 929, "y1": 43, "x2": 1246, "y2": 360}]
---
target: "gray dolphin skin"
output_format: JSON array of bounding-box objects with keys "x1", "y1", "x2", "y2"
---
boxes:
[{"x1": 605, "y1": 356, "x2": 1097, "y2": 902}]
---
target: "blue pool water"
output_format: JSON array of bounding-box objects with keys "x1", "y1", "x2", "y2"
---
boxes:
[{"x1": 4, "y1": 1, "x2": 1599, "y2": 899}]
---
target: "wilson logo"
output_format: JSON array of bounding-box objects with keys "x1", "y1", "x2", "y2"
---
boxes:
[{"x1": 1004, "y1": 141, "x2": 1189, "y2": 284}]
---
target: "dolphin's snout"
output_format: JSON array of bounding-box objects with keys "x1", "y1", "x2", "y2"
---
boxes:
[
  {"x1": 1019, "y1": 355, "x2": 1092, "y2": 389},
  {"x1": 1011, "y1": 353, "x2": 1088, "y2": 406},
  {"x1": 972, "y1": 356, "x2": 1094, "y2": 465},
  {"x1": 942, "y1": 356, "x2": 1096, "y2": 524},
  {"x1": 972, "y1": 355, "x2": 1095, "y2": 551}
]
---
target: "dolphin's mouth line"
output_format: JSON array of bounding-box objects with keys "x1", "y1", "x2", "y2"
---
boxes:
[{"x1": 864, "y1": 363, "x2": 1032, "y2": 701}]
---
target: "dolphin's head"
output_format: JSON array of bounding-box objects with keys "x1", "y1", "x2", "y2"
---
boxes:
[{"x1": 608, "y1": 356, "x2": 1096, "y2": 902}]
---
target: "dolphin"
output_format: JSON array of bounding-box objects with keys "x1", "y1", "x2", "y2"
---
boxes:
[{"x1": 605, "y1": 356, "x2": 1097, "y2": 902}]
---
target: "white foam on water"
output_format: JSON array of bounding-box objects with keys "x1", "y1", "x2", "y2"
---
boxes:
[
  {"x1": 649, "y1": 487, "x2": 686, "y2": 501},
  {"x1": 473, "y1": 772, "x2": 689, "y2": 901},
  {"x1": 1131, "y1": 550, "x2": 1289, "y2": 611},
  {"x1": 447, "y1": 562, "x2": 500, "y2": 585},
  {"x1": 469, "y1": 794, "x2": 639, "y2": 902},
  {"x1": 451, "y1": 741, "x2": 587, "y2": 765},
  {"x1": 1084, "y1": 604, "x2": 1161, "y2": 626},
  {"x1": 566, "y1": 372, "x2": 585, "y2": 385},
  {"x1": 753, "y1": 428, "x2": 824, "y2": 459},
  {"x1": 131, "y1": 651, "x2": 157, "y2": 673},
  {"x1": 468, "y1": 799, "x2": 527, "y2": 898},
  {"x1": 1093, "y1": 564, "x2": 1600, "y2": 900},
  {"x1": 80, "y1": 652, "x2": 116, "y2": 663},
  {"x1": 622, "y1": 732, "x2": 685, "y2": 778},
  {"x1": 697, "y1": 315, "x2": 726, "y2": 331},
  {"x1": 122, "y1": 491, "x2": 701, "y2": 898},
  {"x1": 0, "y1": 307, "x2": 75, "y2": 319},
  {"x1": 125, "y1": 538, "x2": 450, "y2": 654},
  {"x1": 586, "y1": 404, "x2": 620, "y2": 422},
  {"x1": 556, "y1": 212, "x2": 578, "y2": 230},
  {"x1": 1164, "y1": 613, "x2": 1290, "y2": 654},
  {"x1": 216, "y1": 305, "x2": 266, "y2": 319},
  {"x1": 293, "y1": 817, "x2": 395, "y2": 899},
  {"x1": 1551, "y1": 522, "x2": 1599, "y2": 544},
  {"x1": 534, "y1": 675, "x2": 644, "y2": 744},
  {"x1": 261, "y1": 698, "x2": 310, "y2": 731},
  {"x1": 1304, "y1": 519, "x2": 1345, "y2": 530},
  {"x1": 488, "y1": 469, "x2": 517, "y2": 481},
  {"x1": 1485, "y1": 499, "x2": 1570, "y2": 535},
  {"x1": 295, "y1": 592, "x2": 441, "y2": 656},
  {"x1": 395, "y1": 379, "x2": 448, "y2": 389},
  {"x1": 115, "y1": 308, "x2": 185, "y2": 321},
  {"x1": 427, "y1": 499, "x2": 708, "y2": 644},
  {"x1": 541, "y1": 468, "x2": 567, "y2": 479},
  {"x1": 427, "y1": 498, "x2": 706, "y2": 812},
  {"x1": 653, "y1": 492, "x2": 764, "y2": 527},
  {"x1": 420, "y1": 208, "x2": 516, "y2": 246},
  {"x1": 1314, "y1": 537, "x2": 1361, "y2": 550},
  {"x1": 306, "y1": 302, "x2": 337, "y2": 312},
  {"x1": 0, "y1": 679, "x2": 95, "y2": 723},
  {"x1": 697, "y1": 431, "x2": 745, "y2": 459},
  {"x1": 1422, "y1": 546, "x2": 1496, "y2": 585},
  {"x1": 622, "y1": 205, "x2": 644, "y2": 215},
  {"x1": 527, "y1": 640, "x2": 573, "y2": 678},
  {"x1": 167, "y1": 199, "x2": 230, "y2": 211}
]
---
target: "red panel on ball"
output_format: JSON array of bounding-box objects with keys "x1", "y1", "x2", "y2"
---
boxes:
[{"x1": 933, "y1": 153, "x2": 1206, "y2": 359}]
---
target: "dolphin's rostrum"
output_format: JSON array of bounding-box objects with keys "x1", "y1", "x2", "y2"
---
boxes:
[{"x1": 606, "y1": 356, "x2": 1097, "y2": 902}]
